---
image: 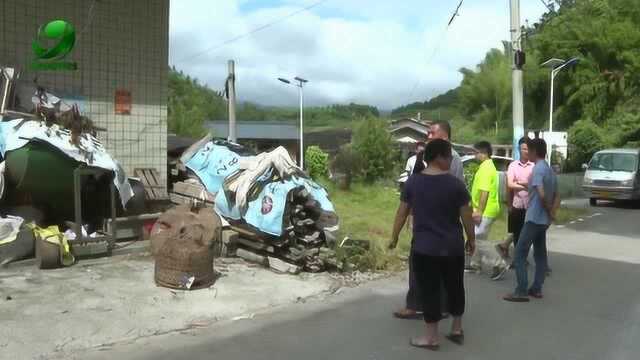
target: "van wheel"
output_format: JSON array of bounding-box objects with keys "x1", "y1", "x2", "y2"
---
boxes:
[{"x1": 590, "y1": 198, "x2": 598, "y2": 206}]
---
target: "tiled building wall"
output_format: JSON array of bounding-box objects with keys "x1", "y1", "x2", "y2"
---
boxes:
[{"x1": 0, "y1": 0, "x2": 169, "y2": 188}]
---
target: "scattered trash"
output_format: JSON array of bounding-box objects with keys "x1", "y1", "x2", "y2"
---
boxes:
[
  {"x1": 5, "y1": 296, "x2": 12, "y2": 301},
  {"x1": 180, "y1": 275, "x2": 196, "y2": 290},
  {"x1": 231, "y1": 313, "x2": 255, "y2": 321}
]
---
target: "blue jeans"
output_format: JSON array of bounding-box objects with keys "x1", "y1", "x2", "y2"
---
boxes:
[{"x1": 514, "y1": 222, "x2": 548, "y2": 296}]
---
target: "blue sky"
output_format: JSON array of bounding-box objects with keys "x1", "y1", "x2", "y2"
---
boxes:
[{"x1": 170, "y1": 0, "x2": 548, "y2": 109}]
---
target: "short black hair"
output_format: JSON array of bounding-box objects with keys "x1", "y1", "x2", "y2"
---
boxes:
[
  {"x1": 518, "y1": 136, "x2": 529, "y2": 146},
  {"x1": 424, "y1": 139, "x2": 452, "y2": 163},
  {"x1": 431, "y1": 121, "x2": 452, "y2": 139},
  {"x1": 416, "y1": 141, "x2": 426, "y2": 149},
  {"x1": 473, "y1": 141, "x2": 493, "y2": 157},
  {"x1": 528, "y1": 138, "x2": 547, "y2": 158}
]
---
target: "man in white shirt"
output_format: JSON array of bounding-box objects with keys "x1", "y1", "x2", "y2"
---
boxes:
[{"x1": 398, "y1": 142, "x2": 426, "y2": 191}]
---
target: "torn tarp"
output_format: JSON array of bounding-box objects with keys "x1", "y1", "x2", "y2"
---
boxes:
[{"x1": 0, "y1": 118, "x2": 133, "y2": 206}]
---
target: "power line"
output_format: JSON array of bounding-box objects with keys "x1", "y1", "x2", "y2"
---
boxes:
[
  {"x1": 177, "y1": 0, "x2": 330, "y2": 64},
  {"x1": 407, "y1": 0, "x2": 466, "y2": 100},
  {"x1": 539, "y1": 0, "x2": 554, "y2": 12}
]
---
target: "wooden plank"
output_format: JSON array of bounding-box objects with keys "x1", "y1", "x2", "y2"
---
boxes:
[
  {"x1": 134, "y1": 168, "x2": 168, "y2": 200},
  {"x1": 237, "y1": 237, "x2": 275, "y2": 253}
]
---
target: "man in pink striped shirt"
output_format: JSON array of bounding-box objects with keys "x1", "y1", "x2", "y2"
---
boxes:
[{"x1": 495, "y1": 137, "x2": 534, "y2": 265}]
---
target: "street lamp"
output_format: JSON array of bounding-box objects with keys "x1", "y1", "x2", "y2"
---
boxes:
[
  {"x1": 541, "y1": 57, "x2": 579, "y2": 162},
  {"x1": 278, "y1": 76, "x2": 308, "y2": 169}
]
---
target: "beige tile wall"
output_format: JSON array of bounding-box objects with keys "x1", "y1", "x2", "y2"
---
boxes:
[{"x1": 0, "y1": 0, "x2": 169, "y2": 188}]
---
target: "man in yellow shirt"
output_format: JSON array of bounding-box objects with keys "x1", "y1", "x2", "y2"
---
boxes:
[{"x1": 468, "y1": 141, "x2": 505, "y2": 279}]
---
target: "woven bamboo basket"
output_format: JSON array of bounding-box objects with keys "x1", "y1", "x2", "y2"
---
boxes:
[{"x1": 153, "y1": 206, "x2": 220, "y2": 290}]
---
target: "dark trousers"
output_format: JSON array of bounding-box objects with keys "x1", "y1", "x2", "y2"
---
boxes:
[
  {"x1": 508, "y1": 207, "x2": 527, "y2": 247},
  {"x1": 412, "y1": 253, "x2": 465, "y2": 323},
  {"x1": 406, "y1": 251, "x2": 423, "y2": 311},
  {"x1": 406, "y1": 251, "x2": 449, "y2": 313}
]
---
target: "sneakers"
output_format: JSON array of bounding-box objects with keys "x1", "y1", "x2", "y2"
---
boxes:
[
  {"x1": 464, "y1": 265, "x2": 479, "y2": 273},
  {"x1": 490, "y1": 266, "x2": 508, "y2": 281}
]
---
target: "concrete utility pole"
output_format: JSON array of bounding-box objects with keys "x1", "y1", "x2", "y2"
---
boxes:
[
  {"x1": 227, "y1": 60, "x2": 237, "y2": 143},
  {"x1": 510, "y1": 0, "x2": 525, "y2": 159}
]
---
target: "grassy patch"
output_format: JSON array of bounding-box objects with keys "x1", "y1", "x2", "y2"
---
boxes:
[{"x1": 325, "y1": 181, "x2": 590, "y2": 271}]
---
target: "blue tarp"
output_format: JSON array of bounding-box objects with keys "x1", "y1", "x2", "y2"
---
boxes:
[
  {"x1": 184, "y1": 142, "x2": 241, "y2": 194},
  {"x1": 186, "y1": 142, "x2": 335, "y2": 236}
]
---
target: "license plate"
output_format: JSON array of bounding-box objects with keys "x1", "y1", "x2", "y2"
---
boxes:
[{"x1": 594, "y1": 191, "x2": 611, "y2": 198}]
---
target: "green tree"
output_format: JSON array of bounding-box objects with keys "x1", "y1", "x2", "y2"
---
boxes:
[
  {"x1": 168, "y1": 67, "x2": 227, "y2": 138},
  {"x1": 567, "y1": 119, "x2": 607, "y2": 170},
  {"x1": 305, "y1": 146, "x2": 329, "y2": 180},
  {"x1": 352, "y1": 118, "x2": 395, "y2": 182}
]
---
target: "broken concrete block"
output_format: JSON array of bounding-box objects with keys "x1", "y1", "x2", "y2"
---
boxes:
[
  {"x1": 236, "y1": 248, "x2": 268, "y2": 266},
  {"x1": 268, "y1": 257, "x2": 301, "y2": 274}
]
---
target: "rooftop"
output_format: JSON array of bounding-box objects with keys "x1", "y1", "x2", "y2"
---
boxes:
[{"x1": 206, "y1": 121, "x2": 299, "y2": 140}]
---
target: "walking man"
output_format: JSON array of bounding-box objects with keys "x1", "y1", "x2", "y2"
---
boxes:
[
  {"x1": 495, "y1": 137, "x2": 534, "y2": 266},
  {"x1": 393, "y1": 121, "x2": 464, "y2": 320},
  {"x1": 504, "y1": 138, "x2": 559, "y2": 302},
  {"x1": 467, "y1": 141, "x2": 508, "y2": 279}
]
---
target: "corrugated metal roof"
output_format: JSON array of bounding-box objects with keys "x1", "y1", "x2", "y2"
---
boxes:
[{"x1": 206, "y1": 121, "x2": 299, "y2": 140}]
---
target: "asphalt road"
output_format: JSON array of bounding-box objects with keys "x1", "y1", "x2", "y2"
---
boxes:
[{"x1": 79, "y1": 201, "x2": 640, "y2": 360}]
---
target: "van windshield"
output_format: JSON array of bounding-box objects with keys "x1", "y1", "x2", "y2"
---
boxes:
[{"x1": 589, "y1": 153, "x2": 638, "y2": 172}]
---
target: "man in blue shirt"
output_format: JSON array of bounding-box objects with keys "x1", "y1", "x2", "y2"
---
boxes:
[{"x1": 504, "y1": 138, "x2": 559, "y2": 302}]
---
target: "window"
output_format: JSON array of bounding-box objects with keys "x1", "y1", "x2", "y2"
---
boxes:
[{"x1": 589, "y1": 153, "x2": 638, "y2": 172}]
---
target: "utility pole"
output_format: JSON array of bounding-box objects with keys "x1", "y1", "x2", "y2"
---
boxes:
[
  {"x1": 227, "y1": 60, "x2": 237, "y2": 143},
  {"x1": 510, "y1": 0, "x2": 525, "y2": 159},
  {"x1": 298, "y1": 82, "x2": 304, "y2": 169}
]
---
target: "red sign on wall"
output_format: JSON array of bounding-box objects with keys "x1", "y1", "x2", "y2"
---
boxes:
[{"x1": 115, "y1": 89, "x2": 132, "y2": 115}]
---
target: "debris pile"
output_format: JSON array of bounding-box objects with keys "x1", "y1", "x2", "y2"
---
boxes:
[{"x1": 175, "y1": 140, "x2": 340, "y2": 273}]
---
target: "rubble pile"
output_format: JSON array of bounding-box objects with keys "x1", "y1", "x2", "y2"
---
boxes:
[{"x1": 174, "y1": 140, "x2": 341, "y2": 274}]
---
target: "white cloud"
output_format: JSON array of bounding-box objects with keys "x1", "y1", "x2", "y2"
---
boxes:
[{"x1": 169, "y1": 0, "x2": 546, "y2": 110}]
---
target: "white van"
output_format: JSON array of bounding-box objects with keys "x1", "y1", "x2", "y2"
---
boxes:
[{"x1": 582, "y1": 149, "x2": 640, "y2": 205}]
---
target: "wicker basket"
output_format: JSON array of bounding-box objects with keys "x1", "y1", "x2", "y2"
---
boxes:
[{"x1": 153, "y1": 206, "x2": 220, "y2": 290}]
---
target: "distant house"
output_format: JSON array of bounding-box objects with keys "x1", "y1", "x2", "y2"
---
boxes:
[
  {"x1": 389, "y1": 117, "x2": 432, "y2": 145},
  {"x1": 206, "y1": 121, "x2": 300, "y2": 161}
]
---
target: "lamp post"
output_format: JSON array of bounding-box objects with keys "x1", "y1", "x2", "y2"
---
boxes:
[
  {"x1": 541, "y1": 57, "x2": 579, "y2": 162},
  {"x1": 278, "y1": 76, "x2": 308, "y2": 169}
]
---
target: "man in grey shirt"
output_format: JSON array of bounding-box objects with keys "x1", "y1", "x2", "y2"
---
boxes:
[
  {"x1": 504, "y1": 138, "x2": 559, "y2": 302},
  {"x1": 393, "y1": 121, "x2": 465, "y2": 319}
]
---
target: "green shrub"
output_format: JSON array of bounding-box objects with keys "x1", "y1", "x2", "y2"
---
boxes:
[
  {"x1": 352, "y1": 118, "x2": 395, "y2": 182},
  {"x1": 305, "y1": 146, "x2": 329, "y2": 180},
  {"x1": 567, "y1": 119, "x2": 607, "y2": 171},
  {"x1": 331, "y1": 144, "x2": 361, "y2": 189}
]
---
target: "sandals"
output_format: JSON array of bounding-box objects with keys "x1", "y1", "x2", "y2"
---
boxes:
[
  {"x1": 446, "y1": 331, "x2": 465, "y2": 345},
  {"x1": 393, "y1": 310, "x2": 423, "y2": 320},
  {"x1": 410, "y1": 338, "x2": 440, "y2": 351},
  {"x1": 503, "y1": 293, "x2": 530, "y2": 302}
]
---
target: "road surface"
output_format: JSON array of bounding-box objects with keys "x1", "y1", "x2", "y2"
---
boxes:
[{"x1": 76, "y1": 200, "x2": 640, "y2": 360}]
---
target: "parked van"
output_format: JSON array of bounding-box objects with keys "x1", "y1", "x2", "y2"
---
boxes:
[{"x1": 582, "y1": 149, "x2": 640, "y2": 206}]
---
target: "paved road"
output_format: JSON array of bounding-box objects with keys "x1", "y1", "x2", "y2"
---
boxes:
[{"x1": 79, "y1": 201, "x2": 640, "y2": 360}]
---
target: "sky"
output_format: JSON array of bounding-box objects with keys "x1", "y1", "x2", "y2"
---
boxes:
[{"x1": 169, "y1": 0, "x2": 548, "y2": 110}]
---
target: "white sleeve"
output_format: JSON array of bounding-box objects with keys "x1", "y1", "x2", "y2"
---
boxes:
[{"x1": 405, "y1": 156, "x2": 416, "y2": 174}]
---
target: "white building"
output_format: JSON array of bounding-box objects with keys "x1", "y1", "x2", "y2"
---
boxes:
[{"x1": 1, "y1": 0, "x2": 169, "y2": 188}]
